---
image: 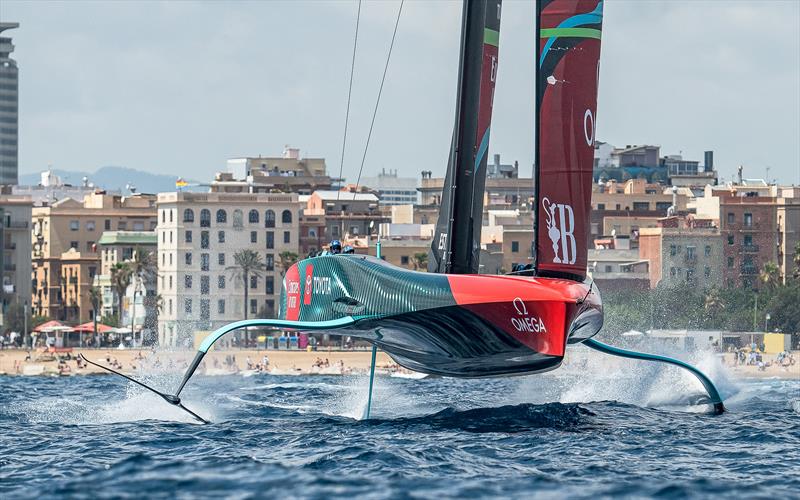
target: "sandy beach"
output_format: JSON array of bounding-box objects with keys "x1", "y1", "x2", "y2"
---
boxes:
[{"x1": 0, "y1": 347, "x2": 796, "y2": 379}]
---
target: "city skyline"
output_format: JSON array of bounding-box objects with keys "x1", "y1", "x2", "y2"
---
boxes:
[{"x1": 3, "y1": 0, "x2": 799, "y2": 185}]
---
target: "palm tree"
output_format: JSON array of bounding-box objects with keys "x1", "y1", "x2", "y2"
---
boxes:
[
  {"x1": 278, "y1": 251, "x2": 299, "y2": 277},
  {"x1": 227, "y1": 249, "x2": 266, "y2": 317},
  {"x1": 412, "y1": 252, "x2": 428, "y2": 271},
  {"x1": 793, "y1": 241, "x2": 800, "y2": 280},
  {"x1": 760, "y1": 261, "x2": 781, "y2": 290},
  {"x1": 88, "y1": 286, "x2": 102, "y2": 346},
  {"x1": 227, "y1": 250, "x2": 266, "y2": 347},
  {"x1": 703, "y1": 287, "x2": 725, "y2": 329},
  {"x1": 110, "y1": 262, "x2": 132, "y2": 327},
  {"x1": 127, "y1": 247, "x2": 157, "y2": 338}
]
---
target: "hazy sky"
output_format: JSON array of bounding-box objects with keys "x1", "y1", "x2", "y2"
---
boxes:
[{"x1": 3, "y1": 0, "x2": 799, "y2": 184}]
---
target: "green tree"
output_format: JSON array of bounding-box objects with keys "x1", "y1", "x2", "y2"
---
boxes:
[
  {"x1": 110, "y1": 262, "x2": 132, "y2": 324},
  {"x1": 412, "y1": 252, "x2": 428, "y2": 271},
  {"x1": 760, "y1": 261, "x2": 781, "y2": 290},
  {"x1": 88, "y1": 285, "x2": 102, "y2": 345},
  {"x1": 703, "y1": 287, "x2": 725, "y2": 329},
  {"x1": 228, "y1": 250, "x2": 266, "y2": 346},
  {"x1": 278, "y1": 251, "x2": 299, "y2": 277}
]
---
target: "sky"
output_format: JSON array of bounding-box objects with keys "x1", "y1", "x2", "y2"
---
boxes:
[{"x1": 2, "y1": 0, "x2": 799, "y2": 185}]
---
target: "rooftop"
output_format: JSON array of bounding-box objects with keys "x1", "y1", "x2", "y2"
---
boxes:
[{"x1": 97, "y1": 231, "x2": 158, "y2": 246}]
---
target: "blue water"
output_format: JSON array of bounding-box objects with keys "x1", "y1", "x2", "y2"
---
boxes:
[{"x1": 2, "y1": 351, "x2": 798, "y2": 498}]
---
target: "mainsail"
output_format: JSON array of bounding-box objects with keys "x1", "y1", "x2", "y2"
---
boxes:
[
  {"x1": 534, "y1": 0, "x2": 603, "y2": 280},
  {"x1": 429, "y1": 0, "x2": 502, "y2": 274}
]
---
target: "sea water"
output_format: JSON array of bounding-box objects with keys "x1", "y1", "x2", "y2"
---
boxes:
[{"x1": 1, "y1": 349, "x2": 798, "y2": 498}]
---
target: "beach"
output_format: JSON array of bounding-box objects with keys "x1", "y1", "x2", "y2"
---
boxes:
[{"x1": 0, "y1": 347, "x2": 796, "y2": 379}]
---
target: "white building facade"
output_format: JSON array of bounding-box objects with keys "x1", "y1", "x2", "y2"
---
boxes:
[{"x1": 156, "y1": 192, "x2": 301, "y2": 347}]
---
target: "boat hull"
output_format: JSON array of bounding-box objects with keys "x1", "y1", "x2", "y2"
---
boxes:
[{"x1": 279, "y1": 255, "x2": 602, "y2": 378}]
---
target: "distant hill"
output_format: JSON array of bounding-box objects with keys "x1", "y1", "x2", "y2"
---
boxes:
[{"x1": 19, "y1": 166, "x2": 200, "y2": 194}]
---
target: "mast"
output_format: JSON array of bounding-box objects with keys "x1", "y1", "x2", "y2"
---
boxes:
[
  {"x1": 429, "y1": 0, "x2": 502, "y2": 274},
  {"x1": 533, "y1": 0, "x2": 603, "y2": 280}
]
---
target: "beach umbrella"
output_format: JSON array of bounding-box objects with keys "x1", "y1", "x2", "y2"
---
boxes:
[
  {"x1": 73, "y1": 322, "x2": 114, "y2": 333},
  {"x1": 33, "y1": 320, "x2": 65, "y2": 333}
]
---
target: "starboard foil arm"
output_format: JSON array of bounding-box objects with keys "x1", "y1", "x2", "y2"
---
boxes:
[{"x1": 582, "y1": 338, "x2": 725, "y2": 414}]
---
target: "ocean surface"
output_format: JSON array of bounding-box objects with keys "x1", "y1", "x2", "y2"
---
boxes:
[{"x1": 2, "y1": 348, "x2": 798, "y2": 499}]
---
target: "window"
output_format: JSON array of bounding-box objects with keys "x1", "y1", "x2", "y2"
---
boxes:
[
  {"x1": 200, "y1": 299, "x2": 210, "y2": 320},
  {"x1": 185, "y1": 275, "x2": 193, "y2": 289},
  {"x1": 400, "y1": 256, "x2": 410, "y2": 265},
  {"x1": 727, "y1": 235, "x2": 734, "y2": 245},
  {"x1": 169, "y1": 276, "x2": 173, "y2": 289},
  {"x1": 218, "y1": 275, "x2": 226, "y2": 289},
  {"x1": 686, "y1": 268, "x2": 695, "y2": 281},
  {"x1": 185, "y1": 298, "x2": 192, "y2": 314},
  {"x1": 201, "y1": 231, "x2": 209, "y2": 249},
  {"x1": 615, "y1": 204, "x2": 621, "y2": 210},
  {"x1": 632, "y1": 202, "x2": 649, "y2": 211},
  {"x1": 265, "y1": 210, "x2": 276, "y2": 228},
  {"x1": 744, "y1": 235, "x2": 753, "y2": 246},
  {"x1": 248, "y1": 210, "x2": 259, "y2": 224},
  {"x1": 133, "y1": 221, "x2": 145, "y2": 231},
  {"x1": 69, "y1": 220, "x2": 79, "y2": 231},
  {"x1": 656, "y1": 202, "x2": 672, "y2": 212},
  {"x1": 309, "y1": 229, "x2": 317, "y2": 238},
  {"x1": 511, "y1": 241, "x2": 519, "y2": 252},
  {"x1": 168, "y1": 299, "x2": 173, "y2": 315},
  {"x1": 251, "y1": 231, "x2": 258, "y2": 243},
  {"x1": 283, "y1": 231, "x2": 290, "y2": 244},
  {"x1": 201, "y1": 275, "x2": 210, "y2": 295},
  {"x1": 70, "y1": 241, "x2": 78, "y2": 250},
  {"x1": 670, "y1": 244, "x2": 677, "y2": 256},
  {"x1": 727, "y1": 213, "x2": 734, "y2": 225},
  {"x1": 281, "y1": 210, "x2": 293, "y2": 224},
  {"x1": 217, "y1": 299, "x2": 225, "y2": 315},
  {"x1": 185, "y1": 230, "x2": 193, "y2": 243},
  {"x1": 118, "y1": 221, "x2": 127, "y2": 230},
  {"x1": 331, "y1": 226, "x2": 340, "y2": 238},
  {"x1": 265, "y1": 299, "x2": 275, "y2": 317},
  {"x1": 162, "y1": 231, "x2": 166, "y2": 244},
  {"x1": 162, "y1": 210, "x2": 166, "y2": 223},
  {"x1": 266, "y1": 254, "x2": 274, "y2": 271},
  {"x1": 250, "y1": 275, "x2": 258, "y2": 289},
  {"x1": 170, "y1": 253, "x2": 173, "y2": 265},
  {"x1": 216, "y1": 209, "x2": 227, "y2": 224},
  {"x1": 686, "y1": 246, "x2": 696, "y2": 259},
  {"x1": 266, "y1": 276, "x2": 274, "y2": 294},
  {"x1": 88, "y1": 266, "x2": 97, "y2": 279},
  {"x1": 704, "y1": 245, "x2": 711, "y2": 257},
  {"x1": 169, "y1": 231, "x2": 173, "y2": 244},
  {"x1": 105, "y1": 219, "x2": 111, "y2": 230},
  {"x1": 597, "y1": 203, "x2": 606, "y2": 210},
  {"x1": 727, "y1": 257, "x2": 734, "y2": 268},
  {"x1": 250, "y1": 299, "x2": 258, "y2": 315},
  {"x1": 266, "y1": 232, "x2": 274, "y2": 249},
  {"x1": 185, "y1": 252, "x2": 192, "y2": 265},
  {"x1": 233, "y1": 209, "x2": 243, "y2": 228},
  {"x1": 170, "y1": 210, "x2": 173, "y2": 223},
  {"x1": 218, "y1": 253, "x2": 225, "y2": 265},
  {"x1": 86, "y1": 220, "x2": 96, "y2": 231},
  {"x1": 201, "y1": 253, "x2": 210, "y2": 271},
  {"x1": 184, "y1": 209, "x2": 195, "y2": 223},
  {"x1": 704, "y1": 266, "x2": 711, "y2": 278},
  {"x1": 605, "y1": 265, "x2": 613, "y2": 273},
  {"x1": 670, "y1": 267, "x2": 676, "y2": 277},
  {"x1": 86, "y1": 241, "x2": 95, "y2": 252},
  {"x1": 744, "y1": 213, "x2": 753, "y2": 227},
  {"x1": 200, "y1": 209, "x2": 211, "y2": 227}
]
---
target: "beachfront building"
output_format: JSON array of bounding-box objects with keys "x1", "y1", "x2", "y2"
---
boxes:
[
  {"x1": 214, "y1": 146, "x2": 334, "y2": 195},
  {"x1": 0, "y1": 191, "x2": 32, "y2": 323},
  {"x1": 0, "y1": 22, "x2": 20, "y2": 185},
  {"x1": 95, "y1": 231, "x2": 158, "y2": 331},
  {"x1": 156, "y1": 191, "x2": 301, "y2": 347},
  {"x1": 30, "y1": 191, "x2": 157, "y2": 322},
  {"x1": 306, "y1": 190, "x2": 383, "y2": 241},
  {"x1": 638, "y1": 216, "x2": 724, "y2": 289},
  {"x1": 360, "y1": 169, "x2": 419, "y2": 206}
]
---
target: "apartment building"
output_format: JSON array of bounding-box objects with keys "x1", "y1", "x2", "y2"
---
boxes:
[
  {"x1": 215, "y1": 147, "x2": 333, "y2": 195},
  {"x1": 306, "y1": 190, "x2": 383, "y2": 241},
  {"x1": 31, "y1": 192, "x2": 157, "y2": 321},
  {"x1": 639, "y1": 217, "x2": 724, "y2": 289},
  {"x1": 777, "y1": 194, "x2": 800, "y2": 283},
  {"x1": 0, "y1": 193, "x2": 31, "y2": 319},
  {"x1": 95, "y1": 231, "x2": 158, "y2": 323},
  {"x1": 156, "y1": 192, "x2": 301, "y2": 347}
]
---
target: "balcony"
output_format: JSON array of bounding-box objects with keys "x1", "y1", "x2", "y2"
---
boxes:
[
  {"x1": 740, "y1": 265, "x2": 759, "y2": 275},
  {"x1": 6, "y1": 221, "x2": 28, "y2": 230},
  {"x1": 684, "y1": 254, "x2": 697, "y2": 264},
  {"x1": 741, "y1": 244, "x2": 760, "y2": 253},
  {"x1": 4, "y1": 241, "x2": 16, "y2": 250}
]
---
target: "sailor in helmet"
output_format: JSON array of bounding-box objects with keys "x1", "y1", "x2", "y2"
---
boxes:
[{"x1": 329, "y1": 239, "x2": 342, "y2": 255}]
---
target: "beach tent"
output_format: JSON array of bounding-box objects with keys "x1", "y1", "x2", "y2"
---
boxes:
[
  {"x1": 33, "y1": 320, "x2": 75, "y2": 348},
  {"x1": 33, "y1": 320, "x2": 65, "y2": 333}
]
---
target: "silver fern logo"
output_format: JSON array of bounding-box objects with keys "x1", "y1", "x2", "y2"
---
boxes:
[{"x1": 542, "y1": 197, "x2": 577, "y2": 265}]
